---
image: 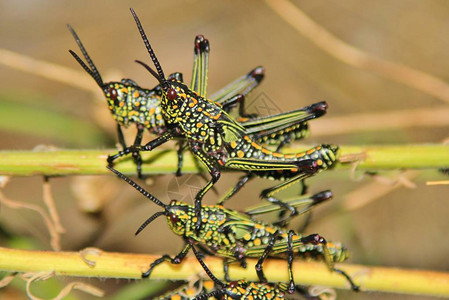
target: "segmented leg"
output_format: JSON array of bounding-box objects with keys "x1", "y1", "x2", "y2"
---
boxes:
[
  {"x1": 142, "y1": 242, "x2": 191, "y2": 278},
  {"x1": 190, "y1": 141, "x2": 221, "y2": 231},
  {"x1": 220, "y1": 94, "x2": 257, "y2": 118},
  {"x1": 211, "y1": 66, "x2": 265, "y2": 104},
  {"x1": 333, "y1": 268, "x2": 360, "y2": 291},
  {"x1": 191, "y1": 35, "x2": 209, "y2": 98},
  {"x1": 286, "y1": 230, "x2": 296, "y2": 293},
  {"x1": 175, "y1": 140, "x2": 187, "y2": 177},
  {"x1": 255, "y1": 230, "x2": 280, "y2": 283},
  {"x1": 116, "y1": 124, "x2": 127, "y2": 149},
  {"x1": 107, "y1": 129, "x2": 177, "y2": 165},
  {"x1": 218, "y1": 173, "x2": 255, "y2": 205},
  {"x1": 132, "y1": 124, "x2": 145, "y2": 178}
]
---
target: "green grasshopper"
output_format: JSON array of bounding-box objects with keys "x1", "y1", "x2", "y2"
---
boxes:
[
  {"x1": 109, "y1": 9, "x2": 335, "y2": 230},
  {"x1": 68, "y1": 26, "x2": 263, "y2": 178},
  {"x1": 107, "y1": 165, "x2": 358, "y2": 294}
]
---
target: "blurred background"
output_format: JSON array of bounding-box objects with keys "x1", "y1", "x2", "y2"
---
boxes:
[{"x1": 0, "y1": 0, "x2": 448, "y2": 299}]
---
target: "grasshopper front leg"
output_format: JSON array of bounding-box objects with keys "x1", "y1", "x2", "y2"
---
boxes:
[
  {"x1": 190, "y1": 141, "x2": 221, "y2": 231},
  {"x1": 107, "y1": 128, "x2": 178, "y2": 167},
  {"x1": 142, "y1": 242, "x2": 191, "y2": 278}
]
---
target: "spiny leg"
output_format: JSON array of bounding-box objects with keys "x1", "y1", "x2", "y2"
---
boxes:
[
  {"x1": 142, "y1": 242, "x2": 191, "y2": 278},
  {"x1": 260, "y1": 172, "x2": 317, "y2": 222},
  {"x1": 218, "y1": 173, "x2": 255, "y2": 205},
  {"x1": 286, "y1": 230, "x2": 296, "y2": 294},
  {"x1": 255, "y1": 230, "x2": 280, "y2": 283},
  {"x1": 116, "y1": 124, "x2": 127, "y2": 149},
  {"x1": 175, "y1": 140, "x2": 187, "y2": 177},
  {"x1": 107, "y1": 128, "x2": 177, "y2": 165},
  {"x1": 333, "y1": 268, "x2": 360, "y2": 292},
  {"x1": 190, "y1": 141, "x2": 221, "y2": 231},
  {"x1": 220, "y1": 94, "x2": 257, "y2": 118},
  {"x1": 132, "y1": 124, "x2": 145, "y2": 178}
]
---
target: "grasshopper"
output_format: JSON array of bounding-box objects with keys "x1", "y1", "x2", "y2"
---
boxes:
[
  {"x1": 68, "y1": 26, "x2": 263, "y2": 178},
  {"x1": 109, "y1": 9, "x2": 335, "y2": 230},
  {"x1": 107, "y1": 165, "x2": 358, "y2": 294}
]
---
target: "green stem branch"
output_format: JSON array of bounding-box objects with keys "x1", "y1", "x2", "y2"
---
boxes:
[{"x1": 0, "y1": 144, "x2": 448, "y2": 176}]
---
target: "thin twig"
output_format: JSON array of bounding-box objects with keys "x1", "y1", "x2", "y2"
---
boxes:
[
  {"x1": 0, "y1": 190, "x2": 61, "y2": 251},
  {"x1": 265, "y1": 0, "x2": 449, "y2": 104},
  {"x1": 0, "y1": 48, "x2": 96, "y2": 93},
  {"x1": 42, "y1": 177, "x2": 65, "y2": 234}
]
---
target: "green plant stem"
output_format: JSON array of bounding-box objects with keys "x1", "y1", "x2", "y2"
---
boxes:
[
  {"x1": 0, "y1": 247, "x2": 448, "y2": 297},
  {"x1": 0, "y1": 144, "x2": 448, "y2": 176}
]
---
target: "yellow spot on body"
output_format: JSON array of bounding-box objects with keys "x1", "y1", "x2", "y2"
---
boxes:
[
  {"x1": 121, "y1": 87, "x2": 128, "y2": 93},
  {"x1": 291, "y1": 168, "x2": 298, "y2": 172},
  {"x1": 251, "y1": 142, "x2": 261, "y2": 150},
  {"x1": 201, "y1": 131, "x2": 206, "y2": 136},
  {"x1": 253, "y1": 238, "x2": 261, "y2": 246},
  {"x1": 244, "y1": 233, "x2": 251, "y2": 240},
  {"x1": 156, "y1": 114, "x2": 163, "y2": 120},
  {"x1": 133, "y1": 91, "x2": 140, "y2": 98},
  {"x1": 119, "y1": 101, "x2": 124, "y2": 107},
  {"x1": 230, "y1": 141, "x2": 237, "y2": 148},
  {"x1": 173, "y1": 105, "x2": 178, "y2": 109},
  {"x1": 307, "y1": 148, "x2": 316, "y2": 155},
  {"x1": 172, "y1": 295, "x2": 181, "y2": 300},
  {"x1": 197, "y1": 107, "x2": 203, "y2": 112},
  {"x1": 296, "y1": 152, "x2": 305, "y2": 158},
  {"x1": 262, "y1": 148, "x2": 272, "y2": 155},
  {"x1": 189, "y1": 98, "x2": 198, "y2": 107},
  {"x1": 255, "y1": 224, "x2": 262, "y2": 229},
  {"x1": 149, "y1": 107, "x2": 156, "y2": 115},
  {"x1": 317, "y1": 159, "x2": 323, "y2": 166},
  {"x1": 204, "y1": 281, "x2": 214, "y2": 290},
  {"x1": 237, "y1": 150, "x2": 244, "y2": 158},
  {"x1": 272, "y1": 152, "x2": 283, "y2": 158},
  {"x1": 185, "y1": 288, "x2": 196, "y2": 296},
  {"x1": 197, "y1": 122, "x2": 203, "y2": 128},
  {"x1": 266, "y1": 227, "x2": 276, "y2": 234},
  {"x1": 134, "y1": 101, "x2": 140, "y2": 106},
  {"x1": 284, "y1": 154, "x2": 295, "y2": 159}
]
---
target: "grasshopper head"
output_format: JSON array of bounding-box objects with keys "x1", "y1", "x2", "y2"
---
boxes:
[
  {"x1": 159, "y1": 80, "x2": 190, "y2": 122},
  {"x1": 166, "y1": 200, "x2": 194, "y2": 236},
  {"x1": 102, "y1": 82, "x2": 132, "y2": 124}
]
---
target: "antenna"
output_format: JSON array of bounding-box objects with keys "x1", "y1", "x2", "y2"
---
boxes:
[
  {"x1": 107, "y1": 166, "x2": 167, "y2": 209},
  {"x1": 130, "y1": 8, "x2": 166, "y2": 82},
  {"x1": 67, "y1": 25, "x2": 104, "y2": 87},
  {"x1": 135, "y1": 211, "x2": 166, "y2": 235}
]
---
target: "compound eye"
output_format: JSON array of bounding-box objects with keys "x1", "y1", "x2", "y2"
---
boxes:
[
  {"x1": 167, "y1": 88, "x2": 177, "y2": 101},
  {"x1": 108, "y1": 87, "x2": 118, "y2": 101},
  {"x1": 169, "y1": 213, "x2": 179, "y2": 224}
]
